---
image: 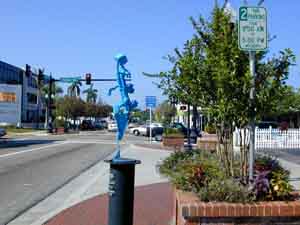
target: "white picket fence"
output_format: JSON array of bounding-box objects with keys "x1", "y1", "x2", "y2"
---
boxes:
[
  {"x1": 233, "y1": 127, "x2": 300, "y2": 151},
  {"x1": 255, "y1": 127, "x2": 300, "y2": 150}
]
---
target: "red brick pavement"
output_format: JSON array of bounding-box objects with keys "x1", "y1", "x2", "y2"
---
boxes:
[{"x1": 44, "y1": 182, "x2": 174, "y2": 225}]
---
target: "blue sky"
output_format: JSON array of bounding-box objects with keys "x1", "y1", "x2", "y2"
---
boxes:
[{"x1": 0, "y1": 0, "x2": 299, "y2": 108}]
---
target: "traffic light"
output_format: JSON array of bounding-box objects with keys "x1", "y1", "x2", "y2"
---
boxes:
[
  {"x1": 25, "y1": 64, "x2": 31, "y2": 77},
  {"x1": 85, "y1": 73, "x2": 92, "y2": 85}
]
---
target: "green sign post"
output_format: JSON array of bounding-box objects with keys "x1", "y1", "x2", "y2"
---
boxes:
[{"x1": 239, "y1": 6, "x2": 268, "y2": 182}]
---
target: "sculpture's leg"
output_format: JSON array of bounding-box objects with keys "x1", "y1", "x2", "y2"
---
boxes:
[{"x1": 113, "y1": 138, "x2": 121, "y2": 160}]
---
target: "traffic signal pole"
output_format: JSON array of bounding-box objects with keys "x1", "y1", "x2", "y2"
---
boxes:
[{"x1": 48, "y1": 75, "x2": 54, "y2": 133}]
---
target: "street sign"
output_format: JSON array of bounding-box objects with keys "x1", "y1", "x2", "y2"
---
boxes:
[
  {"x1": 145, "y1": 96, "x2": 156, "y2": 108},
  {"x1": 238, "y1": 6, "x2": 267, "y2": 51},
  {"x1": 59, "y1": 77, "x2": 81, "y2": 83}
]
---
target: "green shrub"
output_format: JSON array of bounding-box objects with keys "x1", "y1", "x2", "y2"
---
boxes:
[
  {"x1": 198, "y1": 178, "x2": 252, "y2": 203},
  {"x1": 159, "y1": 150, "x2": 197, "y2": 176},
  {"x1": 54, "y1": 119, "x2": 65, "y2": 128},
  {"x1": 159, "y1": 151, "x2": 294, "y2": 203},
  {"x1": 254, "y1": 156, "x2": 294, "y2": 201},
  {"x1": 163, "y1": 128, "x2": 184, "y2": 138}
]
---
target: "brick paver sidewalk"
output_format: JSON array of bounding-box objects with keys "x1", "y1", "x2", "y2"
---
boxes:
[{"x1": 44, "y1": 182, "x2": 174, "y2": 225}]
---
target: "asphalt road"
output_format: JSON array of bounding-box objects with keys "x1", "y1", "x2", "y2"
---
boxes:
[{"x1": 0, "y1": 131, "x2": 147, "y2": 225}]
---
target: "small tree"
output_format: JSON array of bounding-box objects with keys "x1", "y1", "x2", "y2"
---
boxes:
[
  {"x1": 56, "y1": 96, "x2": 85, "y2": 126},
  {"x1": 155, "y1": 100, "x2": 176, "y2": 126},
  {"x1": 150, "y1": 2, "x2": 296, "y2": 180}
]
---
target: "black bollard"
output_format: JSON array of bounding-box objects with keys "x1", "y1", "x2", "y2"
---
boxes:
[{"x1": 105, "y1": 158, "x2": 141, "y2": 225}]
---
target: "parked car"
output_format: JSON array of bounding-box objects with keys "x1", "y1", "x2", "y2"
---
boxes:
[
  {"x1": 108, "y1": 121, "x2": 118, "y2": 132},
  {"x1": 169, "y1": 122, "x2": 201, "y2": 143},
  {"x1": 0, "y1": 128, "x2": 6, "y2": 137},
  {"x1": 80, "y1": 120, "x2": 95, "y2": 131},
  {"x1": 100, "y1": 120, "x2": 108, "y2": 129},
  {"x1": 94, "y1": 120, "x2": 108, "y2": 130},
  {"x1": 257, "y1": 121, "x2": 279, "y2": 129},
  {"x1": 130, "y1": 123, "x2": 163, "y2": 137},
  {"x1": 128, "y1": 123, "x2": 139, "y2": 129}
]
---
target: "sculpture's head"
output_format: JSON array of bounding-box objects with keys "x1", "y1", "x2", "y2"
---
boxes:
[{"x1": 114, "y1": 53, "x2": 128, "y2": 66}]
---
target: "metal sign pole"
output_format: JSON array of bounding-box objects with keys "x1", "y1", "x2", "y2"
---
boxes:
[
  {"x1": 249, "y1": 51, "x2": 256, "y2": 182},
  {"x1": 149, "y1": 107, "x2": 152, "y2": 143},
  {"x1": 187, "y1": 103, "x2": 191, "y2": 150},
  {"x1": 238, "y1": 4, "x2": 267, "y2": 182}
]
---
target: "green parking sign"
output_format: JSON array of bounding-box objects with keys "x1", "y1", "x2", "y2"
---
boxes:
[{"x1": 238, "y1": 6, "x2": 267, "y2": 51}]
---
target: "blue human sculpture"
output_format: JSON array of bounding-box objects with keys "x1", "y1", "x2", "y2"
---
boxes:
[{"x1": 108, "y1": 54, "x2": 138, "y2": 160}]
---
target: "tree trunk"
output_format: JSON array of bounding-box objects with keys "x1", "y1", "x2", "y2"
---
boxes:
[{"x1": 216, "y1": 122, "x2": 234, "y2": 177}]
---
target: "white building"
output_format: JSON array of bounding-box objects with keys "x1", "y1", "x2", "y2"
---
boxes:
[
  {"x1": 0, "y1": 61, "x2": 45, "y2": 126},
  {"x1": 174, "y1": 104, "x2": 204, "y2": 130}
]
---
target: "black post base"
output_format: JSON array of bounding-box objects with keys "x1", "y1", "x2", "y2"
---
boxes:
[{"x1": 105, "y1": 158, "x2": 141, "y2": 225}]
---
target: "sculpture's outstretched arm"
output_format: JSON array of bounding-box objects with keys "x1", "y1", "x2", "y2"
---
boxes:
[{"x1": 108, "y1": 85, "x2": 119, "y2": 96}]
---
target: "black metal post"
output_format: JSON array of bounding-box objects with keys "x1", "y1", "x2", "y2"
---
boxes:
[
  {"x1": 106, "y1": 158, "x2": 141, "y2": 225},
  {"x1": 187, "y1": 103, "x2": 191, "y2": 150},
  {"x1": 48, "y1": 76, "x2": 53, "y2": 133}
]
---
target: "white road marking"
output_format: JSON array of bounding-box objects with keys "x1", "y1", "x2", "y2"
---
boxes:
[
  {"x1": 66, "y1": 140, "x2": 116, "y2": 144},
  {"x1": 0, "y1": 141, "x2": 69, "y2": 159}
]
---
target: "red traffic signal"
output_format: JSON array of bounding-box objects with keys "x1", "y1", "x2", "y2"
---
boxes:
[{"x1": 85, "y1": 73, "x2": 92, "y2": 85}]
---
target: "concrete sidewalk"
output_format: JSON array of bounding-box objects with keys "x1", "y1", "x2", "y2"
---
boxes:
[
  {"x1": 9, "y1": 144, "x2": 172, "y2": 225},
  {"x1": 278, "y1": 158, "x2": 300, "y2": 190}
]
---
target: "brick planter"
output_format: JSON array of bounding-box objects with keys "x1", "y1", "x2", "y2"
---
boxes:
[
  {"x1": 175, "y1": 189, "x2": 300, "y2": 225},
  {"x1": 162, "y1": 135, "x2": 184, "y2": 150},
  {"x1": 197, "y1": 133, "x2": 218, "y2": 151},
  {"x1": 55, "y1": 127, "x2": 65, "y2": 134}
]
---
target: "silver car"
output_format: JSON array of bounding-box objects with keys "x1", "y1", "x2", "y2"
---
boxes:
[{"x1": 107, "y1": 121, "x2": 117, "y2": 132}]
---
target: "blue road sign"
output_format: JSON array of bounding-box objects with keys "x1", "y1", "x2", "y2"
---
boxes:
[{"x1": 145, "y1": 96, "x2": 156, "y2": 108}]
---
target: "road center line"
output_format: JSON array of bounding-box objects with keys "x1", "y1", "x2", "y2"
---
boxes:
[{"x1": 0, "y1": 141, "x2": 69, "y2": 159}]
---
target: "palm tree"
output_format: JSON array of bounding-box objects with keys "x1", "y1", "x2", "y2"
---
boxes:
[
  {"x1": 68, "y1": 80, "x2": 82, "y2": 97},
  {"x1": 83, "y1": 84, "x2": 98, "y2": 104},
  {"x1": 42, "y1": 83, "x2": 63, "y2": 97}
]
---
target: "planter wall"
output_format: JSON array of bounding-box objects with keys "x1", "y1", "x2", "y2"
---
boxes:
[
  {"x1": 162, "y1": 136, "x2": 184, "y2": 150},
  {"x1": 54, "y1": 127, "x2": 65, "y2": 135},
  {"x1": 175, "y1": 189, "x2": 300, "y2": 225},
  {"x1": 197, "y1": 133, "x2": 218, "y2": 151}
]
